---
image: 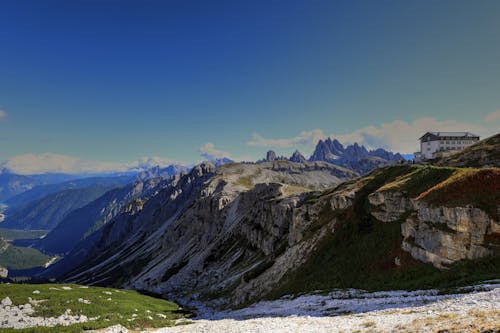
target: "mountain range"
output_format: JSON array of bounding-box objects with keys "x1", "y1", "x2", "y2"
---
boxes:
[
  {"x1": 1, "y1": 135, "x2": 497, "y2": 311},
  {"x1": 263, "y1": 137, "x2": 405, "y2": 174},
  {"x1": 48, "y1": 138, "x2": 498, "y2": 310}
]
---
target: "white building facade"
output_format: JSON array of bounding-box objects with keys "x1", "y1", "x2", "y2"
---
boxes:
[{"x1": 419, "y1": 132, "x2": 480, "y2": 159}]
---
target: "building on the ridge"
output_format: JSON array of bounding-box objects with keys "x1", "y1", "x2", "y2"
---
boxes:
[{"x1": 415, "y1": 132, "x2": 480, "y2": 160}]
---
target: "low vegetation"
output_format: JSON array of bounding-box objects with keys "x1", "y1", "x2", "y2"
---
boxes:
[
  {"x1": 0, "y1": 228, "x2": 47, "y2": 241},
  {"x1": 418, "y1": 167, "x2": 500, "y2": 220},
  {"x1": 437, "y1": 133, "x2": 500, "y2": 167},
  {"x1": 0, "y1": 283, "x2": 189, "y2": 332},
  {"x1": 378, "y1": 165, "x2": 457, "y2": 197},
  {"x1": 0, "y1": 245, "x2": 51, "y2": 270},
  {"x1": 267, "y1": 165, "x2": 500, "y2": 299}
]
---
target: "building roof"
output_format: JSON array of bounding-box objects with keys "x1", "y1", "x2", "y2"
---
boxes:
[{"x1": 419, "y1": 132, "x2": 480, "y2": 140}]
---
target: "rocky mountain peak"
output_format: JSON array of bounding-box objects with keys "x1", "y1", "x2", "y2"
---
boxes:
[
  {"x1": 266, "y1": 150, "x2": 277, "y2": 161},
  {"x1": 191, "y1": 162, "x2": 216, "y2": 177},
  {"x1": 289, "y1": 150, "x2": 306, "y2": 163},
  {"x1": 309, "y1": 137, "x2": 404, "y2": 174}
]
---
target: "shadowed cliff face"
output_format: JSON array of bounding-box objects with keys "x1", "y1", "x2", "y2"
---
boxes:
[{"x1": 58, "y1": 162, "x2": 498, "y2": 309}]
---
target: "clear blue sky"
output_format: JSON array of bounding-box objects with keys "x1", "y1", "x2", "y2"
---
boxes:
[{"x1": 1, "y1": 0, "x2": 499, "y2": 167}]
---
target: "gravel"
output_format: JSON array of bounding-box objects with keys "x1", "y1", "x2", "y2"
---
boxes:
[
  {"x1": 1, "y1": 283, "x2": 498, "y2": 332},
  {"x1": 149, "y1": 283, "x2": 500, "y2": 333}
]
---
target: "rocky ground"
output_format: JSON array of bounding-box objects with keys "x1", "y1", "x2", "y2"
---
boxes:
[
  {"x1": 0, "y1": 293, "x2": 92, "y2": 329},
  {"x1": 83, "y1": 282, "x2": 500, "y2": 333},
  {"x1": 1, "y1": 282, "x2": 499, "y2": 332}
]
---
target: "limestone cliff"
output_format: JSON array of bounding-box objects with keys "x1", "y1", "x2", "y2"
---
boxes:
[{"x1": 59, "y1": 163, "x2": 499, "y2": 308}]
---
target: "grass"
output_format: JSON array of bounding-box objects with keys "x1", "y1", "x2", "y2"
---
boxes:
[
  {"x1": 438, "y1": 133, "x2": 500, "y2": 167},
  {"x1": 0, "y1": 283, "x2": 189, "y2": 332},
  {"x1": 378, "y1": 165, "x2": 457, "y2": 197},
  {"x1": 417, "y1": 168, "x2": 500, "y2": 220},
  {"x1": 0, "y1": 246, "x2": 51, "y2": 270},
  {"x1": 265, "y1": 165, "x2": 500, "y2": 299},
  {"x1": 235, "y1": 174, "x2": 255, "y2": 189},
  {"x1": 0, "y1": 228, "x2": 48, "y2": 241}
]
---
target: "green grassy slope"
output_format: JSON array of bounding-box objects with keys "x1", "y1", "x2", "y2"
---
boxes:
[
  {"x1": 267, "y1": 165, "x2": 500, "y2": 299},
  {"x1": 0, "y1": 228, "x2": 47, "y2": 241},
  {"x1": 436, "y1": 133, "x2": 500, "y2": 167},
  {"x1": 0, "y1": 245, "x2": 51, "y2": 270},
  {"x1": 0, "y1": 283, "x2": 189, "y2": 333}
]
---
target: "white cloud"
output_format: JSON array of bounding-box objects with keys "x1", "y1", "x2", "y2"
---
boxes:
[
  {"x1": 332, "y1": 118, "x2": 487, "y2": 153},
  {"x1": 198, "y1": 143, "x2": 232, "y2": 161},
  {"x1": 484, "y1": 110, "x2": 500, "y2": 122},
  {"x1": 246, "y1": 117, "x2": 490, "y2": 154},
  {"x1": 1, "y1": 153, "x2": 181, "y2": 175},
  {"x1": 0, "y1": 110, "x2": 7, "y2": 121},
  {"x1": 247, "y1": 129, "x2": 326, "y2": 148}
]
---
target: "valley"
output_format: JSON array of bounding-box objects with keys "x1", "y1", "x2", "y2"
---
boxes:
[{"x1": 0, "y1": 135, "x2": 498, "y2": 332}]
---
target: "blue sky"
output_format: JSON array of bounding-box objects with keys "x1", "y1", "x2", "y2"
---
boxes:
[{"x1": 1, "y1": 0, "x2": 499, "y2": 173}]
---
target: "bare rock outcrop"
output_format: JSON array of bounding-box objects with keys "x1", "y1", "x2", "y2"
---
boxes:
[
  {"x1": 368, "y1": 191, "x2": 415, "y2": 222},
  {"x1": 369, "y1": 189, "x2": 499, "y2": 268},
  {"x1": 402, "y1": 204, "x2": 499, "y2": 268}
]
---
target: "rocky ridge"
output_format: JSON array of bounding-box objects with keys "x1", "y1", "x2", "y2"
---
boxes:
[{"x1": 55, "y1": 161, "x2": 499, "y2": 310}]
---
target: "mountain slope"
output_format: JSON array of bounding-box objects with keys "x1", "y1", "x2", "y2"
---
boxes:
[
  {"x1": 58, "y1": 160, "x2": 498, "y2": 309},
  {"x1": 436, "y1": 132, "x2": 500, "y2": 167},
  {"x1": 1, "y1": 185, "x2": 121, "y2": 230},
  {"x1": 0, "y1": 173, "x2": 45, "y2": 202},
  {"x1": 46, "y1": 161, "x2": 355, "y2": 280},
  {"x1": 35, "y1": 177, "x2": 172, "y2": 255},
  {"x1": 4, "y1": 175, "x2": 133, "y2": 209}
]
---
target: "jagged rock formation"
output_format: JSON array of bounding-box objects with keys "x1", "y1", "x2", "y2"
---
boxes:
[
  {"x1": 402, "y1": 204, "x2": 497, "y2": 268},
  {"x1": 265, "y1": 150, "x2": 277, "y2": 161},
  {"x1": 309, "y1": 137, "x2": 405, "y2": 174},
  {"x1": 368, "y1": 167, "x2": 499, "y2": 268},
  {"x1": 55, "y1": 161, "x2": 499, "y2": 309},
  {"x1": 136, "y1": 164, "x2": 188, "y2": 180},
  {"x1": 42, "y1": 161, "x2": 355, "y2": 281},
  {"x1": 289, "y1": 150, "x2": 306, "y2": 163}
]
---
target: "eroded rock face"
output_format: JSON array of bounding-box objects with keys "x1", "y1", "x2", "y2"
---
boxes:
[
  {"x1": 370, "y1": 190, "x2": 499, "y2": 268},
  {"x1": 61, "y1": 161, "x2": 353, "y2": 307},
  {"x1": 368, "y1": 191, "x2": 415, "y2": 222},
  {"x1": 401, "y1": 204, "x2": 498, "y2": 268}
]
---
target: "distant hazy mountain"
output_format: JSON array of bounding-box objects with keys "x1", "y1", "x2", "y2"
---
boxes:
[
  {"x1": 309, "y1": 138, "x2": 404, "y2": 174},
  {"x1": 1, "y1": 185, "x2": 123, "y2": 230},
  {"x1": 35, "y1": 177, "x2": 172, "y2": 256},
  {"x1": 136, "y1": 164, "x2": 189, "y2": 180},
  {"x1": 0, "y1": 171, "x2": 51, "y2": 202},
  {"x1": 259, "y1": 139, "x2": 404, "y2": 174},
  {"x1": 1, "y1": 162, "x2": 189, "y2": 207},
  {"x1": 289, "y1": 150, "x2": 307, "y2": 163},
  {"x1": 4, "y1": 175, "x2": 133, "y2": 209}
]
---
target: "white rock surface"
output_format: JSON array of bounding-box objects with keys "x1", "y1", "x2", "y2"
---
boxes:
[
  {"x1": 149, "y1": 283, "x2": 500, "y2": 333},
  {"x1": 0, "y1": 301, "x2": 91, "y2": 329},
  {"x1": 87, "y1": 324, "x2": 129, "y2": 333}
]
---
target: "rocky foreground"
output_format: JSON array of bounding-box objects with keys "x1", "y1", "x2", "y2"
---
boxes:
[{"x1": 84, "y1": 283, "x2": 500, "y2": 333}]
